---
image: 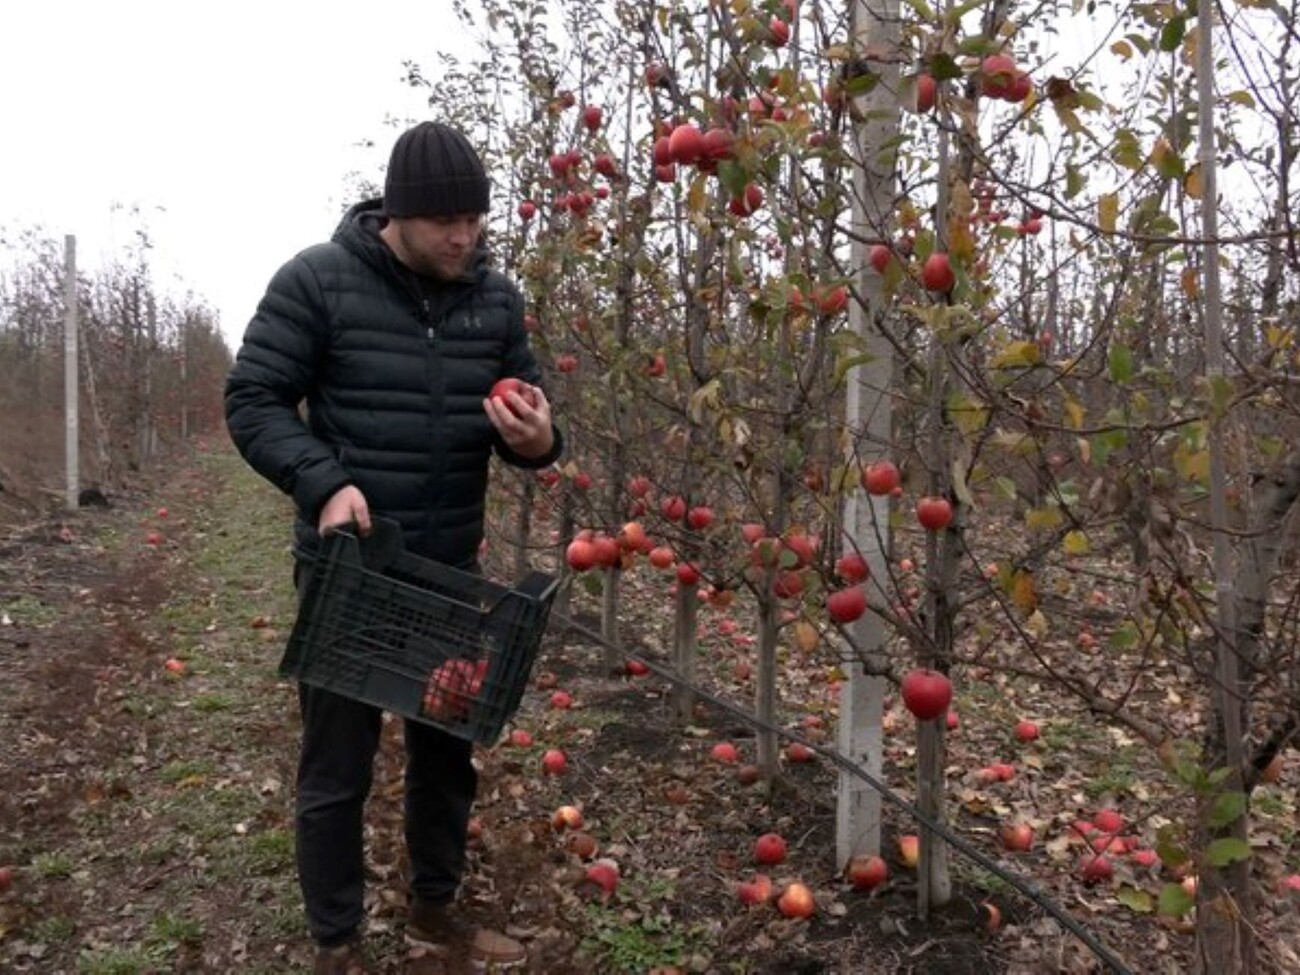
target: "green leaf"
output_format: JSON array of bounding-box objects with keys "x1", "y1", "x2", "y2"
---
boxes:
[
  {"x1": 1206, "y1": 837, "x2": 1252, "y2": 867},
  {"x1": 1065, "y1": 164, "x2": 1086, "y2": 199},
  {"x1": 1063, "y1": 530, "x2": 1091, "y2": 555},
  {"x1": 1158, "y1": 882, "x2": 1195, "y2": 917},
  {"x1": 1113, "y1": 130, "x2": 1144, "y2": 171},
  {"x1": 926, "y1": 52, "x2": 964, "y2": 82},
  {"x1": 1156, "y1": 825, "x2": 1191, "y2": 866},
  {"x1": 1159, "y1": 15, "x2": 1186, "y2": 52},
  {"x1": 1118, "y1": 885, "x2": 1154, "y2": 913},
  {"x1": 1208, "y1": 792, "x2": 1247, "y2": 829},
  {"x1": 1108, "y1": 621, "x2": 1139, "y2": 650},
  {"x1": 834, "y1": 352, "x2": 877, "y2": 387},
  {"x1": 1108, "y1": 342, "x2": 1134, "y2": 383},
  {"x1": 991, "y1": 340, "x2": 1042, "y2": 368},
  {"x1": 1024, "y1": 507, "x2": 1064, "y2": 531}
]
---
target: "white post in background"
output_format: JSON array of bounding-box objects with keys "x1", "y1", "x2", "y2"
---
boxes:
[
  {"x1": 63, "y1": 234, "x2": 80, "y2": 511},
  {"x1": 836, "y1": 0, "x2": 901, "y2": 869}
]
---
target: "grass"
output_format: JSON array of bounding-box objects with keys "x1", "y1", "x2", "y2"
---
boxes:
[
  {"x1": 240, "y1": 828, "x2": 296, "y2": 876},
  {"x1": 0, "y1": 449, "x2": 315, "y2": 973},
  {"x1": 32, "y1": 850, "x2": 75, "y2": 878},
  {"x1": 149, "y1": 912, "x2": 204, "y2": 948},
  {"x1": 159, "y1": 758, "x2": 215, "y2": 785},
  {"x1": 579, "y1": 905, "x2": 690, "y2": 974},
  {"x1": 1, "y1": 593, "x2": 60, "y2": 627}
]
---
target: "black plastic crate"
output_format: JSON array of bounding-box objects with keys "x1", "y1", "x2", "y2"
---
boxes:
[{"x1": 280, "y1": 518, "x2": 558, "y2": 744}]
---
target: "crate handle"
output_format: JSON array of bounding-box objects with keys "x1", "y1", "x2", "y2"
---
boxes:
[{"x1": 323, "y1": 517, "x2": 406, "y2": 572}]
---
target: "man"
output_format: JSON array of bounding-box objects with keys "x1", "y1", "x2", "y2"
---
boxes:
[{"x1": 225, "y1": 120, "x2": 561, "y2": 974}]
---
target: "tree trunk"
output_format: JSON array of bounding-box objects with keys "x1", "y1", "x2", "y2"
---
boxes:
[{"x1": 1192, "y1": 0, "x2": 1251, "y2": 966}]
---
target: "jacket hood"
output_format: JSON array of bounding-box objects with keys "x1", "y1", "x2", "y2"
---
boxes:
[{"x1": 332, "y1": 198, "x2": 489, "y2": 283}]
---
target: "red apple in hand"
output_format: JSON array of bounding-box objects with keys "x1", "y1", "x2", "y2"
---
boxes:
[
  {"x1": 489, "y1": 377, "x2": 538, "y2": 416},
  {"x1": 900, "y1": 669, "x2": 952, "y2": 720}
]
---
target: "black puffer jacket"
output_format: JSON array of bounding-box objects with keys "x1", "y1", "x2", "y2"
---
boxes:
[{"x1": 224, "y1": 200, "x2": 562, "y2": 568}]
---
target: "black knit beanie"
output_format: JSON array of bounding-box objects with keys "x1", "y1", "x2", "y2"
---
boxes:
[{"x1": 383, "y1": 121, "x2": 490, "y2": 217}]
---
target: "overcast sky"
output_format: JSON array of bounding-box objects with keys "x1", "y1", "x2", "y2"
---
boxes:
[{"x1": 0, "y1": 2, "x2": 472, "y2": 349}]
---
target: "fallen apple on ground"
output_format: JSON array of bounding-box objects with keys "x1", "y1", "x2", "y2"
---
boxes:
[
  {"x1": 846, "y1": 854, "x2": 888, "y2": 891},
  {"x1": 753, "y1": 832, "x2": 788, "y2": 866},
  {"x1": 737, "y1": 873, "x2": 773, "y2": 905},
  {"x1": 777, "y1": 881, "x2": 816, "y2": 918}
]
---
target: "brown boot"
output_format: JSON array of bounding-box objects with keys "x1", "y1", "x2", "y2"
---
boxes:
[
  {"x1": 406, "y1": 899, "x2": 526, "y2": 969},
  {"x1": 313, "y1": 936, "x2": 373, "y2": 975}
]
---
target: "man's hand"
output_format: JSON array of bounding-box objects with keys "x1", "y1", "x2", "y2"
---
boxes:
[
  {"x1": 318, "y1": 485, "x2": 371, "y2": 537},
  {"x1": 484, "y1": 382, "x2": 554, "y2": 460}
]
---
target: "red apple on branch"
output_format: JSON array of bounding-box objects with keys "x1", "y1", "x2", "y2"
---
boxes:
[
  {"x1": 835, "y1": 552, "x2": 869, "y2": 583},
  {"x1": 861, "y1": 460, "x2": 900, "y2": 496},
  {"x1": 921, "y1": 252, "x2": 956, "y2": 293},
  {"x1": 916, "y1": 496, "x2": 953, "y2": 531},
  {"x1": 900, "y1": 669, "x2": 952, "y2": 720},
  {"x1": 827, "y1": 586, "x2": 867, "y2": 623}
]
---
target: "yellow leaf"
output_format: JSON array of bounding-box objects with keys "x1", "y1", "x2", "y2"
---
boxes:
[
  {"x1": 1011, "y1": 570, "x2": 1038, "y2": 613},
  {"x1": 1026, "y1": 609, "x2": 1049, "y2": 640},
  {"x1": 688, "y1": 378, "x2": 721, "y2": 425},
  {"x1": 1110, "y1": 40, "x2": 1133, "y2": 59},
  {"x1": 1265, "y1": 325, "x2": 1294, "y2": 350},
  {"x1": 1226, "y1": 90, "x2": 1256, "y2": 108},
  {"x1": 991, "y1": 341, "x2": 1042, "y2": 369},
  {"x1": 1180, "y1": 265, "x2": 1200, "y2": 299},
  {"x1": 990, "y1": 429, "x2": 1037, "y2": 455},
  {"x1": 687, "y1": 173, "x2": 709, "y2": 215},
  {"x1": 949, "y1": 391, "x2": 991, "y2": 435},
  {"x1": 949, "y1": 219, "x2": 977, "y2": 264},
  {"x1": 1063, "y1": 530, "x2": 1091, "y2": 555},
  {"x1": 1024, "y1": 506, "x2": 1064, "y2": 531},
  {"x1": 1184, "y1": 163, "x2": 1203, "y2": 200},
  {"x1": 1064, "y1": 396, "x2": 1085, "y2": 430},
  {"x1": 1175, "y1": 446, "x2": 1210, "y2": 484},
  {"x1": 1099, "y1": 192, "x2": 1119, "y2": 234},
  {"x1": 1076, "y1": 436, "x2": 1092, "y2": 465},
  {"x1": 794, "y1": 621, "x2": 819, "y2": 653}
]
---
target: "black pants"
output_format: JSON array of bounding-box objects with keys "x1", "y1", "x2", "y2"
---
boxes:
[{"x1": 295, "y1": 683, "x2": 477, "y2": 946}]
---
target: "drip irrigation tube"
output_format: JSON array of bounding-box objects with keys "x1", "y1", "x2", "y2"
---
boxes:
[{"x1": 551, "y1": 610, "x2": 1135, "y2": 975}]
